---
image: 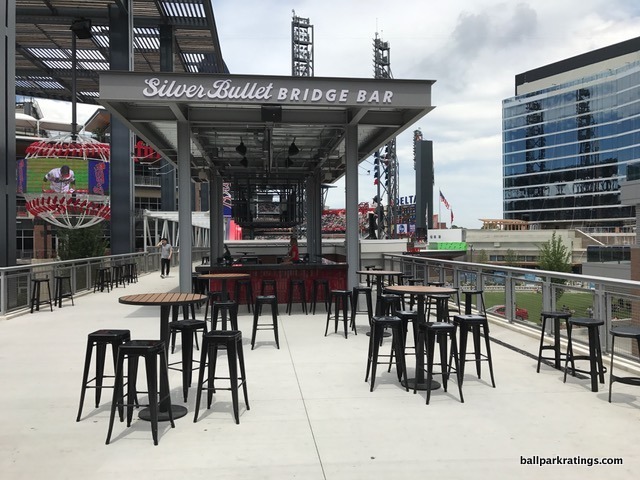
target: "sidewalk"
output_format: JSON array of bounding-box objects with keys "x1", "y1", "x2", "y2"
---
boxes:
[{"x1": 0, "y1": 267, "x2": 639, "y2": 479}]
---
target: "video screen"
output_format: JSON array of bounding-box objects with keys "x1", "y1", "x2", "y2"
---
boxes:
[{"x1": 17, "y1": 157, "x2": 110, "y2": 196}]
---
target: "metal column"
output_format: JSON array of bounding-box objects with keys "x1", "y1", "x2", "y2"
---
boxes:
[
  {"x1": 177, "y1": 121, "x2": 192, "y2": 292},
  {"x1": 0, "y1": 4, "x2": 16, "y2": 266},
  {"x1": 159, "y1": 25, "x2": 177, "y2": 211},
  {"x1": 306, "y1": 173, "x2": 322, "y2": 262},
  {"x1": 210, "y1": 173, "x2": 224, "y2": 260},
  {"x1": 345, "y1": 125, "x2": 359, "y2": 289},
  {"x1": 108, "y1": 3, "x2": 134, "y2": 254}
]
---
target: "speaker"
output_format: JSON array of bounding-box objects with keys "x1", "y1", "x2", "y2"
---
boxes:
[{"x1": 261, "y1": 105, "x2": 282, "y2": 122}]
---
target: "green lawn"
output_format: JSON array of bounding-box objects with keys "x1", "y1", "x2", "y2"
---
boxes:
[{"x1": 483, "y1": 291, "x2": 595, "y2": 325}]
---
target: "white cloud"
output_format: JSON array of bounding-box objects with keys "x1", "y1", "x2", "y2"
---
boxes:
[
  {"x1": 30, "y1": 1, "x2": 640, "y2": 228},
  {"x1": 213, "y1": 0, "x2": 640, "y2": 228}
]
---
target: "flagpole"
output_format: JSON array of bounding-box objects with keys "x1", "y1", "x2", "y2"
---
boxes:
[{"x1": 438, "y1": 188, "x2": 441, "y2": 229}]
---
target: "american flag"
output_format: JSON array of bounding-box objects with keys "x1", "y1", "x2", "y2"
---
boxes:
[{"x1": 439, "y1": 190, "x2": 450, "y2": 210}]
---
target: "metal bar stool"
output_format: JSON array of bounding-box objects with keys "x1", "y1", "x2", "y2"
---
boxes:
[
  {"x1": 415, "y1": 321, "x2": 464, "y2": 404},
  {"x1": 536, "y1": 311, "x2": 571, "y2": 372},
  {"x1": 53, "y1": 275, "x2": 74, "y2": 308},
  {"x1": 452, "y1": 314, "x2": 496, "y2": 387},
  {"x1": 608, "y1": 326, "x2": 640, "y2": 402},
  {"x1": 106, "y1": 340, "x2": 174, "y2": 446},
  {"x1": 325, "y1": 290, "x2": 353, "y2": 338},
  {"x1": 311, "y1": 278, "x2": 330, "y2": 314},
  {"x1": 76, "y1": 329, "x2": 131, "y2": 421},
  {"x1": 365, "y1": 315, "x2": 409, "y2": 392},
  {"x1": 251, "y1": 295, "x2": 279, "y2": 349},
  {"x1": 563, "y1": 317, "x2": 606, "y2": 392},
  {"x1": 30, "y1": 277, "x2": 53, "y2": 313},
  {"x1": 286, "y1": 278, "x2": 308, "y2": 315},
  {"x1": 193, "y1": 330, "x2": 249, "y2": 424}
]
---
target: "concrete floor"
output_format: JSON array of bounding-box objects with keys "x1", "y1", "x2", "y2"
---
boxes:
[{"x1": 1, "y1": 268, "x2": 639, "y2": 479}]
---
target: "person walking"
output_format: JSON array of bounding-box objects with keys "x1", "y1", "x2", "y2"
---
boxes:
[{"x1": 157, "y1": 237, "x2": 172, "y2": 278}]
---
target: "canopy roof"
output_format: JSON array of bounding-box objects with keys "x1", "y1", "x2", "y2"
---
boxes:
[
  {"x1": 15, "y1": 0, "x2": 226, "y2": 104},
  {"x1": 99, "y1": 71, "x2": 435, "y2": 185}
]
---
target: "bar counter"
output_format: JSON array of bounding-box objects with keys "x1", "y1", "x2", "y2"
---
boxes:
[{"x1": 195, "y1": 261, "x2": 348, "y2": 303}]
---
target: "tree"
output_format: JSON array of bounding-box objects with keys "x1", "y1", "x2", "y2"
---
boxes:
[
  {"x1": 538, "y1": 232, "x2": 571, "y2": 273},
  {"x1": 476, "y1": 249, "x2": 489, "y2": 264},
  {"x1": 537, "y1": 232, "x2": 571, "y2": 301},
  {"x1": 57, "y1": 224, "x2": 108, "y2": 260},
  {"x1": 504, "y1": 249, "x2": 518, "y2": 266}
]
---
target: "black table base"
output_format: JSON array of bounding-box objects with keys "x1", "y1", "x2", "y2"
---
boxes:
[
  {"x1": 138, "y1": 405, "x2": 188, "y2": 422},
  {"x1": 402, "y1": 377, "x2": 441, "y2": 391}
]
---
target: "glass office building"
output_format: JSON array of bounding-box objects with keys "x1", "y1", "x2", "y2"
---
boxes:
[{"x1": 502, "y1": 38, "x2": 640, "y2": 229}]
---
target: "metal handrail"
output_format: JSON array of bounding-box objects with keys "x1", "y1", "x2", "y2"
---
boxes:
[
  {"x1": 0, "y1": 247, "x2": 209, "y2": 316},
  {"x1": 383, "y1": 252, "x2": 640, "y2": 360}
]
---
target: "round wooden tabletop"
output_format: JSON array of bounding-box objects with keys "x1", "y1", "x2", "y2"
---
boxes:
[
  {"x1": 118, "y1": 292, "x2": 207, "y2": 306},
  {"x1": 384, "y1": 285, "x2": 457, "y2": 295}
]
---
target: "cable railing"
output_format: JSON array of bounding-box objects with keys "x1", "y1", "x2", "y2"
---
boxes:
[
  {"x1": 383, "y1": 253, "x2": 640, "y2": 362},
  {"x1": 0, "y1": 247, "x2": 209, "y2": 316}
]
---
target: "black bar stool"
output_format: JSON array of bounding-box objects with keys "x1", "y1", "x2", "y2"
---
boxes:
[
  {"x1": 325, "y1": 290, "x2": 353, "y2": 338},
  {"x1": 30, "y1": 277, "x2": 53, "y2": 313},
  {"x1": 365, "y1": 316, "x2": 409, "y2": 392},
  {"x1": 53, "y1": 275, "x2": 74, "y2": 308},
  {"x1": 426, "y1": 294, "x2": 451, "y2": 322},
  {"x1": 168, "y1": 319, "x2": 208, "y2": 402},
  {"x1": 536, "y1": 311, "x2": 571, "y2": 372},
  {"x1": 202, "y1": 290, "x2": 223, "y2": 322},
  {"x1": 608, "y1": 326, "x2": 640, "y2": 402},
  {"x1": 234, "y1": 278, "x2": 254, "y2": 313},
  {"x1": 563, "y1": 317, "x2": 606, "y2": 392},
  {"x1": 378, "y1": 292, "x2": 403, "y2": 316},
  {"x1": 76, "y1": 329, "x2": 131, "y2": 421},
  {"x1": 251, "y1": 295, "x2": 279, "y2": 349},
  {"x1": 111, "y1": 264, "x2": 126, "y2": 289},
  {"x1": 193, "y1": 330, "x2": 249, "y2": 424},
  {"x1": 106, "y1": 340, "x2": 174, "y2": 446},
  {"x1": 452, "y1": 314, "x2": 496, "y2": 387},
  {"x1": 93, "y1": 267, "x2": 111, "y2": 293},
  {"x1": 124, "y1": 262, "x2": 138, "y2": 283},
  {"x1": 415, "y1": 321, "x2": 464, "y2": 404},
  {"x1": 311, "y1": 278, "x2": 330, "y2": 314},
  {"x1": 407, "y1": 278, "x2": 424, "y2": 309},
  {"x1": 460, "y1": 289, "x2": 486, "y2": 316},
  {"x1": 286, "y1": 278, "x2": 307, "y2": 315},
  {"x1": 211, "y1": 300, "x2": 239, "y2": 330},
  {"x1": 260, "y1": 278, "x2": 277, "y2": 296},
  {"x1": 351, "y1": 286, "x2": 374, "y2": 331}
]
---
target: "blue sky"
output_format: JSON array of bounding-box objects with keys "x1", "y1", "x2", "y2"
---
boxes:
[{"x1": 39, "y1": 0, "x2": 640, "y2": 228}]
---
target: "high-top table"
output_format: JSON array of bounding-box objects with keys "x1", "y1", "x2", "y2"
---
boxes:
[
  {"x1": 384, "y1": 285, "x2": 457, "y2": 391},
  {"x1": 356, "y1": 270, "x2": 404, "y2": 315},
  {"x1": 119, "y1": 292, "x2": 207, "y2": 421}
]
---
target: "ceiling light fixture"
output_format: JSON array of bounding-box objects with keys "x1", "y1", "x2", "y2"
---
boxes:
[
  {"x1": 288, "y1": 138, "x2": 300, "y2": 156},
  {"x1": 70, "y1": 18, "x2": 92, "y2": 39},
  {"x1": 235, "y1": 138, "x2": 247, "y2": 156}
]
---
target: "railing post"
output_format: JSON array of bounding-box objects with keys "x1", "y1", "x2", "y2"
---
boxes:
[
  {"x1": 505, "y1": 271, "x2": 515, "y2": 322},
  {"x1": 542, "y1": 278, "x2": 552, "y2": 311},
  {"x1": 598, "y1": 285, "x2": 610, "y2": 351},
  {"x1": 0, "y1": 270, "x2": 6, "y2": 316}
]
